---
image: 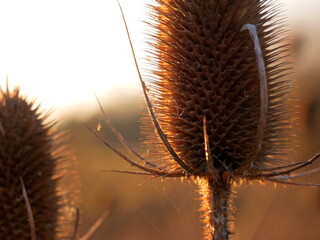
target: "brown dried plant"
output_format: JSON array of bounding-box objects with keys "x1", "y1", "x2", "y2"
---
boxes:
[
  {"x1": 0, "y1": 86, "x2": 80, "y2": 240},
  {"x1": 92, "y1": 0, "x2": 320, "y2": 239}
]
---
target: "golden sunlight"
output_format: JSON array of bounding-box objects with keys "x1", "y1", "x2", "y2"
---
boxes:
[{"x1": 0, "y1": 0, "x2": 318, "y2": 120}]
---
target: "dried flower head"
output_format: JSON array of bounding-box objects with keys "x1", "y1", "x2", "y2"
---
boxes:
[
  {"x1": 0, "y1": 87, "x2": 80, "y2": 239},
  {"x1": 93, "y1": 0, "x2": 320, "y2": 239}
]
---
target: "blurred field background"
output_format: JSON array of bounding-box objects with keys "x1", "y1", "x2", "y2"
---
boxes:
[
  {"x1": 69, "y1": 82, "x2": 320, "y2": 240},
  {"x1": 1, "y1": 0, "x2": 320, "y2": 239}
]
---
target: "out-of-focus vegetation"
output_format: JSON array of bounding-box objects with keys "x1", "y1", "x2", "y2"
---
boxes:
[{"x1": 60, "y1": 21, "x2": 320, "y2": 240}]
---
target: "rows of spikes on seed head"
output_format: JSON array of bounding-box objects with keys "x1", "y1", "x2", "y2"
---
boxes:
[
  {"x1": 0, "y1": 87, "x2": 80, "y2": 239},
  {"x1": 141, "y1": 0, "x2": 295, "y2": 178}
]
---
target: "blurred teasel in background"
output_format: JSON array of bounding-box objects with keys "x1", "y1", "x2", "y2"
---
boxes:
[
  {"x1": 93, "y1": 0, "x2": 320, "y2": 239},
  {"x1": 0, "y1": 86, "x2": 80, "y2": 239}
]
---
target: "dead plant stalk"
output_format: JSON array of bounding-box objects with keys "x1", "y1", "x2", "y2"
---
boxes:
[{"x1": 94, "y1": 1, "x2": 320, "y2": 239}]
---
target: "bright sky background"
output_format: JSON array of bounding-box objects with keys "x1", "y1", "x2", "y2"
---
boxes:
[{"x1": 0, "y1": 0, "x2": 318, "y2": 120}]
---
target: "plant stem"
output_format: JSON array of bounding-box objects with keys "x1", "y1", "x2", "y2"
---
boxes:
[{"x1": 199, "y1": 174, "x2": 232, "y2": 240}]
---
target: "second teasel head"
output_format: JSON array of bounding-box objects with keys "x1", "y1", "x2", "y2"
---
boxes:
[{"x1": 0, "y1": 87, "x2": 80, "y2": 239}]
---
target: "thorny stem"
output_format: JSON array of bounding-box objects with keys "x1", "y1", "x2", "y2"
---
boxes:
[{"x1": 199, "y1": 175, "x2": 232, "y2": 240}]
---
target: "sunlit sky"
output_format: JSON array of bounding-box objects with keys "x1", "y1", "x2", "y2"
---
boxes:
[{"x1": 0, "y1": 0, "x2": 319, "y2": 120}]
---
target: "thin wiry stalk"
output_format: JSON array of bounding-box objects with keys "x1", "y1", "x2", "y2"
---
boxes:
[
  {"x1": 266, "y1": 178, "x2": 320, "y2": 187},
  {"x1": 78, "y1": 211, "x2": 109, "y2": 240},
  {"x1": 70, "y1": 208, "x2": 109, "y2": 240},
  {"x1": 94, "y1": 94, "x2": 157, "y2": 168},
  {"x1": 71, "y1": 209, "x2": 80, "y2": 240},
  {"x1": 274, "y1": 167, "x2": 320, "y2": 180},
  {"x1": 252, "y1": 160, "x2": 317, "y2": 171},
  {"x1": 204, "y1": 117, "x2": 215, "y2": 176},
  {"x1": 246, "y1": 153, "x2": 320, "y2": 178},
  {"x1": 117, "y1": 0, "x2": 196, "y2": 175},
  {"x1": 86, "y1": 125, "x2": 184, "y2": 177},
  {"x1": 21, "y1": 178, "x2": 36, "y2": 240},
  {"x1": 100, "y1": 169, "x2": 153, "y2": 175}
]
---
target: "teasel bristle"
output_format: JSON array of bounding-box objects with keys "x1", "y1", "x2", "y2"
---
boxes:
[
  {"x1": 93, "y1": 1, "x2": 320, "y2": 239},
  {"x1": 141, "y1": 0, "x2": 295, "y2": 173},
  {"x1": 0, "y1": 87, "x2": 80, "y2": 239}
]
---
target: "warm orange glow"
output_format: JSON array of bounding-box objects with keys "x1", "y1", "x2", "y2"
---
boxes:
[{"x1": 0, "y1": 0, "x2": 317, "y2": 121}]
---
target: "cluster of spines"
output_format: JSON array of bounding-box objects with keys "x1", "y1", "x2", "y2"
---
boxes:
[
  {"x1": 141, "y1": 0, "x2": 296, "y2": 177},
  {"x1": 0, "y1": 87, "x2": 79, "y2": 239}
]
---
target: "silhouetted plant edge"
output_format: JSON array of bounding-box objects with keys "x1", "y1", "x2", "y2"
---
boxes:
[{"x1": 0, "y1": 85, "x2": 108, "y2": 240}]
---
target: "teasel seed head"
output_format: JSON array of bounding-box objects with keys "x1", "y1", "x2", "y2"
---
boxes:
[
  {"x1": 141, "y1": 0, "x2": 298, "y2": 178},
  {"x1": 97, "y1": 1, "x2": 320, "y2": 239},
  {"x1": 0, "y1": 87, "x2": 80, "y2": 239}
]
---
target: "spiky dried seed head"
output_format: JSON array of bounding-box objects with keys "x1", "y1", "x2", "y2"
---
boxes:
[
  {"x1": 106, "y1": 1, "x2": 320, "y2": 239},
  {"x1": 142, "y1": 0, "x2": 296, "y2": 178},
  {"x1": 0, "y1": 87, "x2": 80, "y2": 239}
]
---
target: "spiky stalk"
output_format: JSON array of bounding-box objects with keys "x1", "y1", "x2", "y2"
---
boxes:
[
  {"x1": 199, "y1": 175, "x2": 232, "y2": 240},
  {"x1": 142, "y1": 1, "x2": 290, "y2": 237}
]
